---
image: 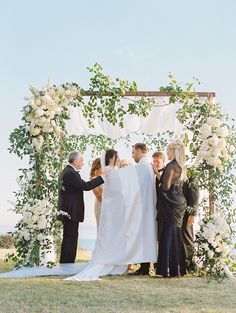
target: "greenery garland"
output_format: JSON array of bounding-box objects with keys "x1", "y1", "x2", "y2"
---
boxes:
[{"x1": 7, "y1": 66, "x2": 236, "y2": 279}]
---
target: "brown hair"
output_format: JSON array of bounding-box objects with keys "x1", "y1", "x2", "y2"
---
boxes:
[
  {"x1": 90, "y1": 158, "x2": 101, "y2": 179},
  {"x1": 133, "y1": 143, "x2": 148, "y2": 153},
  {"x1": 105, "y1": 149, "x2": 118, "y2": 166},
  {"x1": 152, "y1": 151, "x2": 165, "y2": 161}
]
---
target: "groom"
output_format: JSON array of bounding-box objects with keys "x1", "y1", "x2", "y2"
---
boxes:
[
  {"x1": 58, "y1": 151, "x2": 104, "y2": 263},
  {"x1": 130, "y1": 143, "x2": 157, "y2": 275}
]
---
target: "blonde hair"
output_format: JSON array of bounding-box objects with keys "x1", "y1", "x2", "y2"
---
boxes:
[{"x1": 167, "y1": 141, "x2": 187, "y2": 181}]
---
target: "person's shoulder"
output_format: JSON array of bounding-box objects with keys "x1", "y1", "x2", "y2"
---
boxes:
[{"x1": 61, "y1": 165, "x2": 79, "y2": 178}]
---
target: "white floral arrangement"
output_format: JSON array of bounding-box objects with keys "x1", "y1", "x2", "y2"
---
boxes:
[
  {"x1": 194, "y1": 213, "x2": 235, "y2": 280},
  {"x1": 10, "y1": 198, "x2": 57, "y2": 266},
  {"x1": 197, "y1": 117, "x2": 231, "y2": 168},
  {"x1": 24, "y1": 83, "x2": 81, "y2": 151}
]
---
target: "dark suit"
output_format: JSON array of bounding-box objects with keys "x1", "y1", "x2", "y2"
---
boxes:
[
  {"x1": 182, "y1": 180, "x2": 199, "y2": 265},
  {"x1": 139, "y1": 168, "x2": 165, "y2": 274},
  {"x1": 58, "y1": 165, "x2": 104, "y2": 263}
]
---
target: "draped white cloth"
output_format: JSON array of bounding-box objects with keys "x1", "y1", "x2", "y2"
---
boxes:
[
  {"x1": 65, "y1": 98, "x2": 183, "y2": 138},
  {"x1": 0, "y1": 158, "x2": 157, "y2": 280},
  {"x1": 66, "y1": 157, "x2": 157, "y2": 281}
]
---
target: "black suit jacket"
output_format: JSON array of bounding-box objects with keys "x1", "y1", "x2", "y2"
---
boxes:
[
  {"x1": 155, "y1": 167, "x2": 165, "y2": 219},
  {"x1": 182, "y1": 179, "x2": 199, "y2": 217},
  {"x1": 57, "y1": 165, "x2": 104, "y2": 222}
]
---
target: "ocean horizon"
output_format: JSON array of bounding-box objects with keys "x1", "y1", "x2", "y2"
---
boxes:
[{"x1": 0, "y1": 224, "x2": 97, "y2": 251}]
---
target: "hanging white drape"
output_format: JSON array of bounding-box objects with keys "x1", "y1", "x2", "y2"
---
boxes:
[{"x1": 65, "y1": 97, "x2": 183, "y2": 138}]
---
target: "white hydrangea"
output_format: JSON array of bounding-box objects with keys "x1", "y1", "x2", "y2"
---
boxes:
[
  {"x1": 207, "y1": 117, "x2": 221, "y2": 128},
  {"x1": 197, "y1": 115, "x2": 230, "y2": 168},
  {"x1": 24, "y1": 83, "x2": 80, "y2": 152},
  {"x1": 216, "y1": 126, "x2": 229, "y2": 138},
  {"x1": 199, "y1": 123, "x2": 212, "y2": 138},
  {"x1": 208, "y1": 134, "x2": 219, "y2": 146}
]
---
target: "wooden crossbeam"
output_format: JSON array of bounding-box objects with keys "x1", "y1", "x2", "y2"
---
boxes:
[
  {"x1": 124, "y1": 91, "x2": 215, "y2": 97},
  {"x1": 82, "y1": 91, "x2": 215, "y2": 97}
]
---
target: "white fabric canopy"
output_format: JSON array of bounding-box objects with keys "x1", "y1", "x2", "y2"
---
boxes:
[{"x1": 66, "y1": 97, "x2": 183, "y2": 138}]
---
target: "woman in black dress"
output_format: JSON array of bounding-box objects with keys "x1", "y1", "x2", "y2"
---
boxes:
[{"x1": 153, "y1": 142, "x2": 187, "y2": 277}]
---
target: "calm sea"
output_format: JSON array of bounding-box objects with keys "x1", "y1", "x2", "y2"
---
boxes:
[{"x1": 79, "y1": 239, "x2": 96, "y2": 251}]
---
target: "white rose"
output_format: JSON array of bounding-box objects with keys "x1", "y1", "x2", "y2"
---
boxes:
[
  {"x1": 222, "y1": 151, "x2": 230, "y2": 161},
  {"x1": 221, "y1": 244, "x2": 230, "y2": 256},
  {"x1": 42, "y1": 123, "x2": 54, "y2": 133},
  {"x1": 37, "y1": 218, "x2": 47, "y2": 230},
  {"x1": 35, "y1": 108, "x2": 45, "y2": 117},
  {"x1": 211, "y1": 241, "x2": 218, "y2": 248},
  {"x1": 207, "y1": 156, "x2": 221, "y2": 167},
  {"x1": 223, "y1": 265, "x2": 233, "y2": 278},
  {"x1": 37, "y1": 233, "x2": 45, "y2": 242},
  {"x1": 32, "y1": 136, "x2": 44, "y2": 151},
  {"x1": 199, "y1": 123, "x2": 212, "y2": 138},
  {"x1": 57, "y1": 86, "x2": 65, "y2": 94},
  {"x1": 48, "y1": 111, "x2": 56, "y2": 119},
  {"x1": 216, "y1": 126, "x2": 229, "y2": 138},
  {"x1": 208, "y1": 135, "x2": 219, "y2": 146},
  {"x1": 50, "y1": 120, "x2": 56, "y2": 127},
  {"x1": 217, "y1": 138, "x2": 226, "y2": 150},
  {"x1": 207, "y1": 250, "x2": 214, "y2": 259},
  {"x1": 54, "y1": 105, "x2": 62, "y2": 113},
  {"x1": 213, "y1": 148, "x2": 221, "y2": 157},
  {"x1": 42, "y1": 94, "x2": 53, "y2": 104},
  {"x1": 70, "y1": 86, "x2": 79, "y2": 97},
  {"x1": 207, "y1": 117, "x2": 221, "y2": 128},
  {"x1": 49, "y1": 88, "x2": 56, "y2": 96},
  {"x1": 38, "y1": 116, "x2": 48, "y2": 126},
  {"x1": 25, "y1": 114, "x2": 33, "y2": 122},
  {"x1": 61, "y1": 99, "x2": 69, "y2": 107},
  {"x1": 23, "y1": 229, "x2": 31, "y2": 241},
  {"x1": 202, "y1": 243, "x2": 209, "y2": 251},
  {"x1": 29, "y1": 127, "x2": 41, "y2": 136},
  {"x1": 53, "y1": 96, "x2": 61, "y2": 103}
]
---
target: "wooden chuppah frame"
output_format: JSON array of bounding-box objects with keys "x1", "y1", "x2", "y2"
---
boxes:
[{"x1": 60, "y1": 90, "x2": 216, "y2": 214}]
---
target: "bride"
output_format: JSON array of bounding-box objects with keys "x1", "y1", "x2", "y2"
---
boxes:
[
  {"x1": 0, "y1": 146, "x2": 157, "y2": 280},
  {"x1": 65, "y1": 147, "x2": 157, "y2": 281}
]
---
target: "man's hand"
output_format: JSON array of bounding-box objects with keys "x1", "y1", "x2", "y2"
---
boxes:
[
  {"x1": 152, "y1": 164, "x2": 161, "y2": 179},
  {"x1": 187, "y1": 215, "x2": 195, "y2": 225}
]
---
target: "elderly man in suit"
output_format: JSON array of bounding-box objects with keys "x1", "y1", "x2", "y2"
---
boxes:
[{"x1": 58, "y1": 151, "x2": 104, "y2": 263}]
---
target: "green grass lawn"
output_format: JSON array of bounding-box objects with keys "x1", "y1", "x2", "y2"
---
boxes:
[{"x1": 0, "y1": 260, "x2": 236, "y2": 313}]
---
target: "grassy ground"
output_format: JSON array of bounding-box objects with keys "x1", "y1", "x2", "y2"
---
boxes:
[{"x1": 0, "y1": 261, "x2": 236, "y2": 313}]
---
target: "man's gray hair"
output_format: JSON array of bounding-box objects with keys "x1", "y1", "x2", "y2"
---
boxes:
[{"x1": 68, "y1": 151, "x2": 81, "y2": 164}]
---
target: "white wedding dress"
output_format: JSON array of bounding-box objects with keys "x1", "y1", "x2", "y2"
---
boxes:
[{"x1": 0, "y1": 157, "x2": 157, "y2": 280}]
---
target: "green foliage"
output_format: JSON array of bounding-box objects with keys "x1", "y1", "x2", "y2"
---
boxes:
[
  {"x1": 7, "y1": 65, "x2": 236, "y2": 279},
  {"x1": 84, "y1": 64, "x2": 154, "y2": 128}
]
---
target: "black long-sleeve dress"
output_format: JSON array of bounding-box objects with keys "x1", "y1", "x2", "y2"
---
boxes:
[{"x1": 157, "y1": 159, "x2": 187, "y2": 277}]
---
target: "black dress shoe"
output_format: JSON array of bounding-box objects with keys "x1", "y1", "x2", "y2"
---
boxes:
[{"x1": 127, "y1": 268, "x2": 149, "y2": 276}]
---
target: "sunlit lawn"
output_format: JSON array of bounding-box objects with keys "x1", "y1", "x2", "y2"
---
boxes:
[{"x1": 0, "y1": 260, "x2": 236, "y2": 313}]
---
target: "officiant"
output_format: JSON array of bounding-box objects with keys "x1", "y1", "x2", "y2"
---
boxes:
[{"x1": 58, "y1": 151, "x2": 104, "y2": 263}]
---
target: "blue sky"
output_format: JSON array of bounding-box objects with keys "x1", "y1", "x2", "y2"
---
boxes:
[{"x1": 0, "y1": 0, "x2": 236, "y2": 227}]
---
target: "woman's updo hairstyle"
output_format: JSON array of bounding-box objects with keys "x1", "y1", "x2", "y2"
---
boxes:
[{"x1": 105, "y1": 149, "x2": 118, "y2": 166}]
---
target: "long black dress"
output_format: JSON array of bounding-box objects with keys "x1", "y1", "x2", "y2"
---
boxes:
[{"x1": 157, "y1": 159, "x2": 187, "y2": 277}]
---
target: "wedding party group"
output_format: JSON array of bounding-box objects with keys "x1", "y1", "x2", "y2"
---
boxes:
[{"x1": 57, "y1": 141, "x2": 199, "y2": 281}]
